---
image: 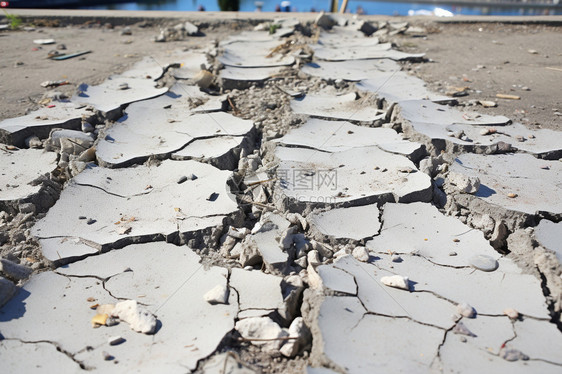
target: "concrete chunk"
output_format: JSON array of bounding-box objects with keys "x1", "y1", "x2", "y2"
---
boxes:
[{"x1": 290, "y1": 93, "x2": 384, "y2": 122}]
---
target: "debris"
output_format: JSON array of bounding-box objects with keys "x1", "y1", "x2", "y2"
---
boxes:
[
  {"x1": 40, "y1": 80, "x2": 69, "y2": 88},
  {"x1": 235, "y1": 316, "x2": 289, "y2": 352},
  {"x1": 380, "y1": 275, "x2": 410, "y2": 290},
  {"x1": 453, "y1": 321, "x2": 476, "y2": 337},
  {"x1": 0, "y1": 259, "x2": 32, "y2": 281},
  {"x1": 352, "y1": 246, "x2": 370, "y2": 262},
  {"x1": 528, "y1": 49, "x2": 538, "y2": 54},
  {"x1": 507, "y1": 193, "x2": 518, "y2": 198},
  {"x1": 111, "y1": 300, "x2": 157, "y2": 334},
  {"x1": 0, "y1": 277, "x2": 17, "y2": 308},
  {"x1": 50, "y1": 51, "x2": 92, "y2": 60},
  {"x1": 457, "y1": 302, "x2": 476, "y2": 318},
  {"x1": 192, "y1": 70, "x2": 214, "y2": 89},
  {"x1": 479, "y1": 100, "x2": 497, "y2": 108},
  {"x1": 91, "y1": 313, "x2": 109, "y2": 327},
  {"x1": 503, "y1": 308, "x2": 519, "y2": 319},
  {"x1": 203, "y1": 284, "x2": 229, "y2": 305},
  {"x1": 33, "y1": 39, "x2": 55, "y2": 45},
  {"x1": 496, "y1": 93, "x2": 520, "y2": 100},
  {"x1": 500, "y1": 346, "x2": 529, "y2": 361}
]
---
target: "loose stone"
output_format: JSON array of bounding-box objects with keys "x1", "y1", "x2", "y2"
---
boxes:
[
  {"x1": 380, "y1": 275, "x2": 409, "y2": 290},
  {"x1": 469, "y1": 254, "x2": 498, "y2": 272}
]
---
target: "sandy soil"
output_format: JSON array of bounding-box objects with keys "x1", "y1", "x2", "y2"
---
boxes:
[{"x1": 395, "y1": 22, "x2": 562, "y2": 131}]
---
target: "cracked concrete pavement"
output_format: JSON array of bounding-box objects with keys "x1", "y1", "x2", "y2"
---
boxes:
[{"x1": 1, "y1": 11, "x2": 562, "y2": 374}]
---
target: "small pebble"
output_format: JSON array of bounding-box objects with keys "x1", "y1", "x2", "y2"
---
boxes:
[
  {"x1": 108, "y1": 336, "x2": 125, "y2": 346},
  {"x1": 391, "y1": 255, "x2": 403, "y2": 263},
  {"x1": 507, "y1": 193, "x2": 518, "y2": 198},
  {"x1": 380, "y1": 275, "x2": 409, "y2": 290},
  {"x1": 469, "y1": 254, "x2": 498, "y2": 272},
  {"x1": 500, "y1": 347, "x2": 529, "y2": 362},
  {"x1": 449, "y1": 251, "x2": 457, "y2": 256},
  {"x1": 78, "y1": 216, "x2": 87, "y2": 220},
  {"x1": 503, "y1": 308, "x2": 519, "y2": 320},
  {"x1": 457, "y1": 302, "x2": 476, "y2": 318},
  {"x1": 87, "y1": 218, "x2": 96, "y2": 225},
  {"x1": 102, "y1": 351, "x2": 114, "y2": 361},
  {"x1": 118, "y1": 83, "x2": 129, "y2": 90},
  {"x1": 452, "y1": 238, "x2": 460, "y2": 243},
  {"x1": 453, "y1": 321, "x2": 476, "y2": 337},
  {"x1": 177, "y1": 176, "x2": 188, "y2": 184}
]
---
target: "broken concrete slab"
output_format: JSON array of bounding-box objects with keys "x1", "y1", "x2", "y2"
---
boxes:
[
  {"x1": 314, "y1": 295, "x2": 443, "y2": 372},
  {"x1": 534, "y1": 220, "x2": 562, "y2": 263},
  {"x1": 399, "y1": 100, "x2": 511, "y2": 127},
  {"x1": 313, "y1": 264, "x2": 357, "y2": 295},
  {"x1": 357, "y1": 71, "x2": 451, "y2": 103},
  {"x1": 275, "y1": 118, "x2": 423, "y2": 159},
  {"x1": 32, "y1": 160, "x2": 239, "y2": 264},
  {"x1": 220, "y1": 66, "x2": 285, "y2": 90},
  {"x1": 366, "y1": 202, "x2": 500, "y2": 267},
  {"x1": 96, "y1": 86, "x2": 252, "y2": 167},
  {"x1": 312, "y1": 44, "x2": 424, "y2": 61},
  {"x1": 0, "y1": 339, "x2": 83, "y2": 372},
  {"x1": 169, "y1": 52, "x2": 209, "y2": 80},
  {"x1": 120, "y1": 56, "x2": 167, "y2": 81},
  {"x1": 371, "y1": 252, "x2": 550, "y2": 319},
  {"x1": 219, "y1": 40, "x2": 295, "y2": 68},
  {"x1": 449, "y1": 153, "x2": 562, "y2": 217},
  {"x1": 444, "y1": 122, "x2": 562, "y2": 159},
  {"x1": 73, "y1": 75, "x2": 168, "y2": 115},
  {"x1": 235, "y1": 316, "x2": 288, "y2": 353},
  {"x1": 171, "y1": 136, "x2": 248, "y2": 171},
  {"x1": 307, "y1": 204, "x2": 381, "y2": 242},
  {"x1": 1, "y1": 242, "x2": 238, "y2": 372},
  {"x1": 439, "y1": 316, "x2": 562, "y2": 373},
  {"x1": 0, "y1": 147, "x2": 57, "y2": 204},
  {"x1": 512, "y1": 318, "x2": 562, "y2": 364},
  {"x1": 332, "y1": 255, "x2": 457, "y2": 329},
  {"x1": 301, "y1": 59, "x2": 400, "y2": 81},
  {"x1": 290, "y1": 92, "x2": 384, "y2": 123},
  {"x1": 0, "y1": 102, "x2": 91, "y2": 146},
  {"x1": 244, "y1": 212, "x2": 291, "y2": 273},
  {"x1": 274, "y1": 145, "x2": 432, "y2": 210},
  {"x1": 230, "y1": 268, "x2": 285, "y2": 319}
]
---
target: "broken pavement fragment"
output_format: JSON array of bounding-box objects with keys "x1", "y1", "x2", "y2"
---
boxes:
[
  {"x1": 220, "y1": 66, "x2": 285, "y2": 89},
  {"x1": 290, "y1": 92, "x2": 384, "y2": 123},
  {"x1": 275, "y1": 118, "x2": 423, "y2": 160},
  {"x1": 301, "y1": 59, "x2": 400, "y2": 81},
  {"x1": 366, "y1": 202, "x2": 501, "y2": 267},
  {"x1": 307, "y1": 204, "x2": 381, "y2": 242},
  {"x1": 73, "y1": 74, "x2": 168, "y2": 116},
  {"x1": 0, "y1": 102, "x2": 91, "y2": 147},
  {"x1": 274, "y1": 145, "x2": 432, "y2": 210},
  {"x1": 218, "y1": 40, "x2": 296, "y2": 68},
  {"x1": 534, "y1": 220, "x2": 562, "y2": 264},
  {"x1": 0, "y1": 147, "x2": 58, "y2": 209},
  {"x1": 171, "y1": 136, "x2": 249, "y2": 171},
  {"x1": 357, "y1": 71, "x2": 451, "y2": 103},
  {"x1": 449, "y1": 153, "x2": 562, "y2": 217},
  {"x1": 310, "y1": 295, "x2": 443, "y2": 373},
  {"x1": 311, "y1": 43, "x2": 424, "y2": 61},
  {"x1": 2, "y1": 242, "x2": 238, "y2": 372},
  {"x1": 230, "y1": 267, "x2": 287, "y2": 320},
  {"x1": 96, "y1": 84, "x2": 252, "y2": 168},
  {"x1": 32, "y1": 160, "x2": 240, "y2": 263}
]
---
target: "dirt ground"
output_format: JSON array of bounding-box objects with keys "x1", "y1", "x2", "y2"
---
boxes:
[
  {"x1": 397, "y1": 22, "x2": 562, "y2": 131},
  {"x1": 0, "y1": 17, "x2": 561, "y2": 132}
]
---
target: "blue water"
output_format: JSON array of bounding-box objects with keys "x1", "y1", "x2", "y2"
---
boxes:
[{"x1": 83, "y1": 0, "x2": 560, "y2": 16}]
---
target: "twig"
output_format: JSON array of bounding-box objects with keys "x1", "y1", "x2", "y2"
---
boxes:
[
  {"x1": 546, "y1": 67, "x2": 562, "y2": 72},
  {"x1": 496, "y1": 93, "x2": 520, "y2": 100},
  {"x1": 227, "y1": 96, "x2": 239, "y2": 115}
]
